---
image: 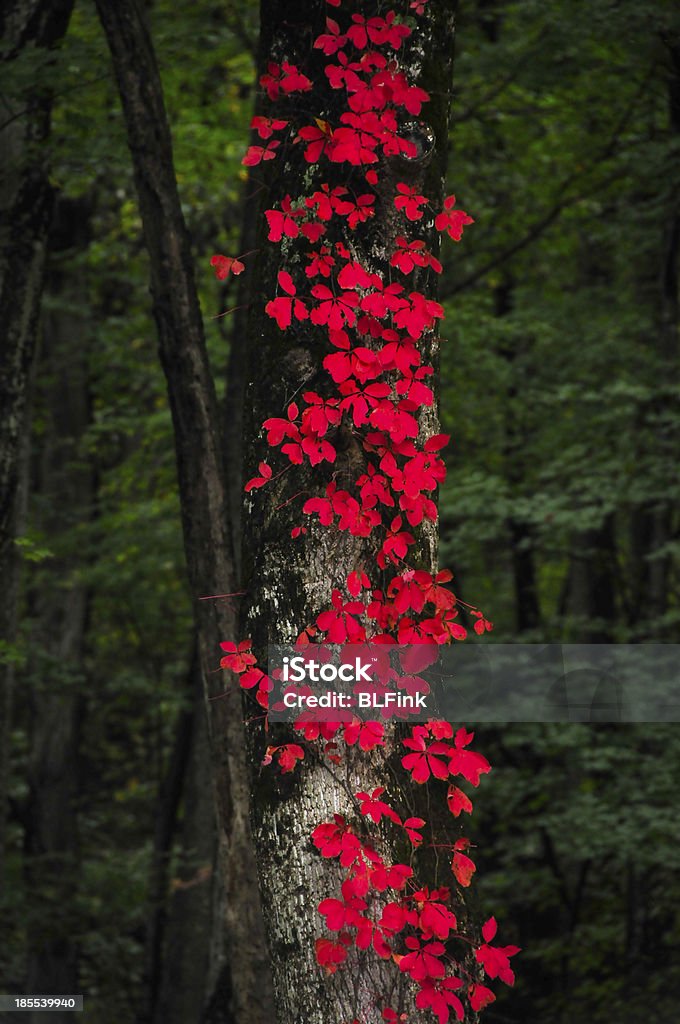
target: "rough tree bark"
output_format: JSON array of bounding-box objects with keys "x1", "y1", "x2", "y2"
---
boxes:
[
  {"x1": 93, "y1": 2, "x2": 273, "y2": 1022},
  {"x1": 0, "y1": 0, "x2": 74, "y2": 879},
  {"x1": 240, "y1": 3, "x2": 462, "y2": 1023}
]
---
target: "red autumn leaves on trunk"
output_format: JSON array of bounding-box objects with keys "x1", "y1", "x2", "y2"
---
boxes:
[{"x1": 213, "y1": 0, "x2": 517, "y2": 1021}]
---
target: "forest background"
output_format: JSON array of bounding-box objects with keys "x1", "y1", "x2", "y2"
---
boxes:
[{"x1": 1, "y1": 1, "x2": 679, "y2": 1023}]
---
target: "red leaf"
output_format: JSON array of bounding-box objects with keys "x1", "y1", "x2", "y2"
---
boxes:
[
  {"x1": 468, "y1": 984, "x2": 496, "y2": 1012},
  {"x1": 398, "y1": 937, "x2": 446, "y2": 982},
  {"x1": 446, "y1": 784, "x2": 473, "y2": 817},
  {"x1": 452, "y1": 851, "x2": 476, "y2": 887},
  {"x1": 278, "y1": 270, "x2": 296, "y2": 295},
  {"x1": 448, "y1": 730, "x2": 491, "y2": 787},
  {"x1": 417, "y1": 897, "x2": 457, "y2": 941},
  {"x1": 315, "y1": 937, "x2": 348, "y2": 974},
  {"x1": 276, "y1": 743, "x2": 305, "y2": 772},
  {"x1": 435, "y1": 195, "x2": 475, "y2": 241},
  {"x1": 210, "y1": 254, "x2": 245, "y2": 280},
  {"x1": 250, "y1": 115, "x2": 288, "y2": 139},
  {"x1": 244, "y1": 461, "x2": 273, "y2": 492},
  {"x1": 403, "y1": 816, "x2": 425, "y2": 845},
  {"x1": 242, "y1": 140, "x2": 280, "y2": 165},
  {"x1": 476, "y1": 935, "x2": 521, "y2": 986},
  {"x1": 416, "y1": 978, "x2": 464, "y2": 1024},
  {"x1": 394, "y1": 183, "x2": 428, "y2": 221},
  {"x1": 298, "y1": 121, "x2": 333, "y2": 163},
  {"x1": 347, "y1": 570, "x2": 370, "y2": 596},
  {"x1": 344, "y1": 720, "x2": 384, "y2": 750},
  {"x1": 314, "y1": 18, "x2": 346, "y2": 56},
  {"x1": 424, "y1": 433, "x2": 450, "y2": 452},
  {"x1": 281, "y1": 62, "x2": 312, "y2": 94}
]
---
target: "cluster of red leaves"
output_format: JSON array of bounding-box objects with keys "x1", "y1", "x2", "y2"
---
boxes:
[
  {"x1": 215, "y1": 1, "x2": 518, "y2": 1021},
  {"x1": 310, "y1": 786, "x2": 517, "y2": 1022}
]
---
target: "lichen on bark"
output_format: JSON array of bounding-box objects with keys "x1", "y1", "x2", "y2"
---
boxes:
[{"x1": 239, "y1": 3, "x2": 465, "y2": 1023}]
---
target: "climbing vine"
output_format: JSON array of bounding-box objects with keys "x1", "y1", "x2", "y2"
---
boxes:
[{"x1": 213, "y1": 1, "x2": 519, "y2": 1021}]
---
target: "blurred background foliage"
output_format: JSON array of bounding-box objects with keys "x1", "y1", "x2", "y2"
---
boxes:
[{"x1": 1, "y1": 0, "x2": 679, "y2": 1021}]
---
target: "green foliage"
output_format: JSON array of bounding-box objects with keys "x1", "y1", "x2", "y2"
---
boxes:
[
  {"x1": 474, "y1": 724, "x2": 680, "y2": 1022},
  {"x1": 439, "y1": 0, "x2": 680, "y2": 640}
]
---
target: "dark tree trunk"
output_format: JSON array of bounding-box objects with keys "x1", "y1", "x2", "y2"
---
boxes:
[
  {"x1": 153, "y1": 648, "x2": 215, "y2": 1024},
  {"x1": 561, "y1": 201, "x2": 620, "y2": 641},
  {"x1": 494, "y1": 279, "x2": 542, "y2": 634},
  {"x1": 0, "y1": 0, "x2": 74, "y2": 878},
  {"x1": 140, "y1": 648, "x2": 197, "y2": 1024},
  {"x1": 93, "y1": 2, "x2": 273, "y2": 1021},
  {"x1": 566, "y1": 516, "x2": 618, "y2": 641},
  {"x1": 508, "y1": 517, "x2": 541, "y2": 633},
  {"x1": 240, "y1": 3, "x2": 462, "y2": 1022},
  {"x1": 222, "y1": 156, "x2": 263, "y2": 580},
  {"x1": 23, "y1": 194, "x2": 92, "y2": 1022}
]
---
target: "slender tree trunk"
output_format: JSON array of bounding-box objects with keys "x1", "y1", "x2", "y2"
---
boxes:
[
  {"x1": 567, "y1": 516, "x2": 618, "y2": 641},
  {"x1": 494, "y1": 279, "x2": 542, "y2": 634},
  {"x1": 223, "y1": 155, "x2": 263, "y2": 580},
  {"x1": 240, "y1": 3, "x2": 460, "y2": 1022},
  {"x1": 140, "y1": 648, "x2": 196, "y2": 1024},
  {"x1": 153, "y1": 645, "x2": 216, "y2": 1024},
  {"x1": 93, "y1": 3, "x2": 273, "y2": 1020},
  {"x1": 0, "y1": 0, "x2": 74, "y2": 878},
  {"x1": 561, "y1": 210, "x2": 620, "y2": 641},
  {"x1": 23, "y1": 194, "x2": 92, "y2": 1021}
]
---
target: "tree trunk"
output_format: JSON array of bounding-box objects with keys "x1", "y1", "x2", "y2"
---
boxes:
[
  {"x1": 140, "y1": 648, "x2": 196, "y2": 1024},
  {"x1": 222, "y1": 153, "x2": 264, "y2": 580},
  {"x1": 93, "y1": 3, "x2": 273, "y2": 1021},
  {"x1": 562, "y1": 199, "x2": 620, "y2": 641},
  {"x1": 494, "y1": 278, "x2": 542, "y2": 634},
  {"x1": 0, "y1": 0, "x2": 74, "y2": 879},
  {"x1": 567, "y1": 516, "x2": 618, "y2": 642},
  {"x1": 152, "y1": 644, "x2": 216, "y2": 1024},
  {"x1": 240, "y1": 3, "x2": 461, "y2": 1022},
  {"x1": 23, "y1": 194, "x2": 92, "y2": 1021}
]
